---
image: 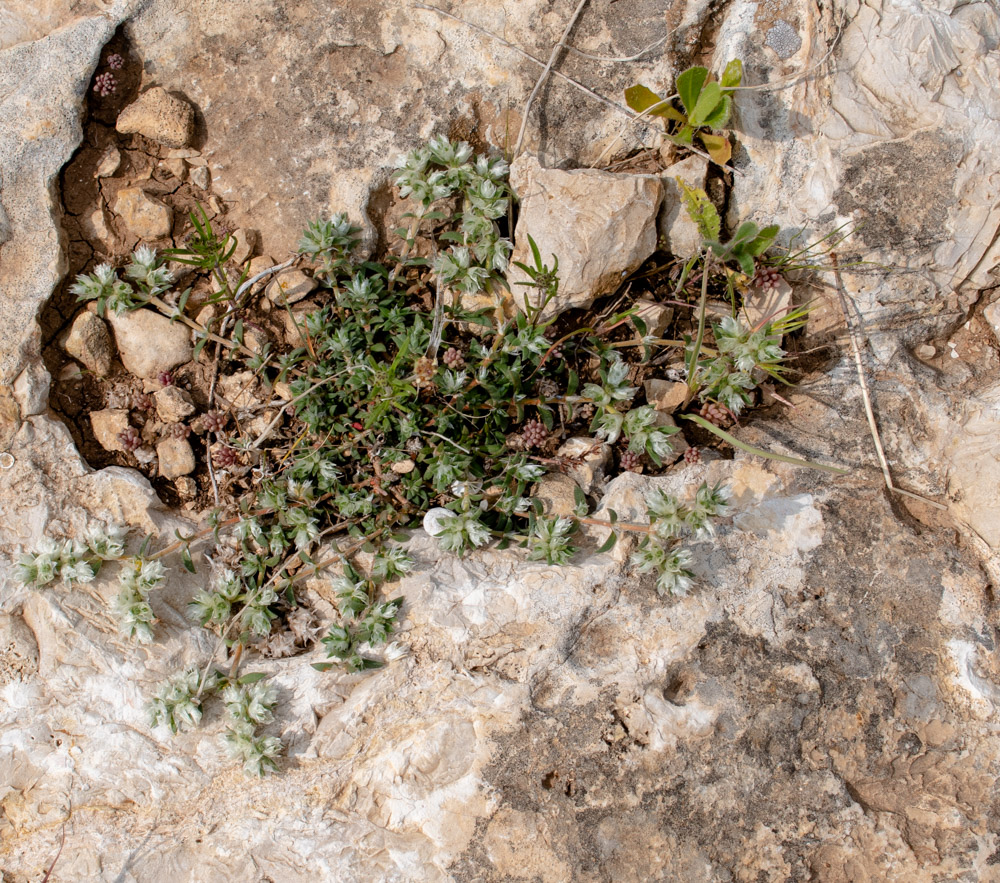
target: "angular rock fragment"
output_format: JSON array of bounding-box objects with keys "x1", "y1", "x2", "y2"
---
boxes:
[
  {"x1": 156, "y1": 436, "x2": 195, "y2": 478},
  {"x1": 115, "y1": 86, "x2": 195, "y2": 148},
  {"x1": 113, "y1": 188, "x2": 173, "y2": 240},
  {"x1": 107, "y1": 308, "x2": 192, "y2": 378},
  {"x1": 90, "y1": 408, "x2": 129, "y2": 452},
  {"x1": 265, "y1": 268, "x2": 316, "y2": 305},
  {"x1": 154, "y1": 385, "x2": 195, "y2": 423},
  {"x1": 507, "y1": 156, "x2": 662, "y2": 319},
  {"x1": 63, "y1": 310, "x2": 113, "y2": 376}
]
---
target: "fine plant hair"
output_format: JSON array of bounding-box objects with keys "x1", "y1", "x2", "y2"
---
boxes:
[{"x1": 17, "y1": 131, "x2": 848, "y2": 775}]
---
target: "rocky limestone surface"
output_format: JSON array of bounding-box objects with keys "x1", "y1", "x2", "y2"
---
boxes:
[{"x1": 0, "y1": 1, "x2": 999, "y2": 881}]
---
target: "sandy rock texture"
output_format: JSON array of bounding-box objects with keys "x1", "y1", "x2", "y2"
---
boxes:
[{"x1": 1, "y1": 0, "x2": 1000, "y2": 881}]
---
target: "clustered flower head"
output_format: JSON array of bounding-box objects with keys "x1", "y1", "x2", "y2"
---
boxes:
[
  {"x1": 148, "y1": 667, "x2": 211, "y2": 734},
  {"x1": 15, "y1": 524, "x2": 126, "y2": 588},
  {"x1": 692, "y1": 316, "x2": 786, "y2": 416},
  {"x1": 631, "y1": 482, "x2": 731, "y2": 596},
  {"x1": 521, "y1": 419, "x2": 548, "y2": 449},
  {"x1": 114, "y1": 556, "x2": 166, "y2": 643},
  {"x1": 118, "y1": 426, "x2": 143, "y2": 453}
]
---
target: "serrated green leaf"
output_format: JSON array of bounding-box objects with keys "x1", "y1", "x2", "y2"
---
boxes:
[{"x1": 677, "y1": 180, "x2": 721, "y2": 242}]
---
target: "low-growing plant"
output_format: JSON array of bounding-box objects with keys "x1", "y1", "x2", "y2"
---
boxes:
[{"x1": 26, "y1": 136, "x2": 824, "y2": 777}]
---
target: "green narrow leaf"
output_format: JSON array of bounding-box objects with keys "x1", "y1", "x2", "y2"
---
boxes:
[
  {"x1": 181, "y1": 547, "x2": 196, "y2": 574},
  {"x1": 608, "y1": 508, "x2": 618, "y2": 524},
  {"x1": 138, "y1": 533, "x2": 154, "y2": 557},
  {"x1": 193, "y1": 333, "x2": 209, "y2": 360},
  {"x1": 232, "y1": 319, "x2": 244, "y2": 346},
  {"x1": 573, "y1": 484, "x2": 587, "y2": 511},
  {"x1": 681, "y1": 413, "x2": 849, "y2": 473},
  {"x1": 596, "y1": 532, "x2": 617, "y2": 554},
  {"x1": 567, "y1": 369, "x2": 579, "y2": 396},
  {"x1": 237, "y1": 672, "x2": 268, "y2": 684},
  {"x1": 676, "y1": 66, "x2": 709, "y2": 116},
  {"x1": 311, "y1": 662, "x2": 337, "y2": 672}
]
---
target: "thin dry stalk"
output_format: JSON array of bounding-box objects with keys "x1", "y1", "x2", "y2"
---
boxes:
[
  {"x1": 513, "y1": 0, "x2": 591, "y2": 158},
  {"x1": 830, "y1": 254, "x2": 946, "y2": 511}
]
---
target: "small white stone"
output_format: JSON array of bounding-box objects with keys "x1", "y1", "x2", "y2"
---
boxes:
[{"x1": 423, "y1": 507, "x2": 455, "y2": 537}]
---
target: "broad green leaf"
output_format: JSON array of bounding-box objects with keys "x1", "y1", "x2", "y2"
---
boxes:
[
  {"x1": 747, "y1": 224, "x2": 781, "y2": 256},
  {"x1": 700, "y1": 133, "x2": 732, "y2": 166},
  {"x1": 676, "y1": 66, "x2": 709, "y2": 116},
  {"x1": 721, "y1": 59, "x2": 743, "y2": 90},
  {"x1": 625, "y1": 84, "x2": 670, "y2": 117},
  {"x1": 732, "y1": 222, "x2": 760, "y2": 246},
  {"x1": 702, "y1": 93, "x2": 732, "y2": 130},
  {"x1": 690, "y1": 81, "x2": 723, "y2": 127}
]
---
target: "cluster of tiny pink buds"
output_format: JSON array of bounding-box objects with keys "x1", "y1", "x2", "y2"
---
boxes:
[
  {"x1": 132, "y1": 391, "x2": 153, "y2": 412},
  {"x1": 93, "y1": 72, "x2": 116, "y2": 97},
  {"x1": 683, "y1": 446, "x2": 701, "y2": 465},
  {"x1": 201, "y1": 410, "x2": 227, "y2": 433},
  {"x1": 699, "y1": 402, "x2": 729, "y2": 427},
  {"x1": 752, "y1": 265, "x2": 783, "y2": 291},
  {"x1": 106, "y1": 53, "x2": 124, "y2": 70},
  {"x1": 157, "y1": 370, "x2": 174, "y2": 387},
  {"x1": 118, "y1": 426, "x2": 142, "y2": 452},
  {"x1": 213, "y1": 445, "x2": 238, "y2": 468},
  {"x1": 620, "y1": 449, "x2": 643, "y2": 473},
  {"x1": 442, "y1": 347, "x2": 465, "y2": 369},
  {"x1": 164, "y1": 422, "x2": 190, "y2": 439},
  {"x1": 521, "y1": 419, "x2": 548, "y2": 449}
]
